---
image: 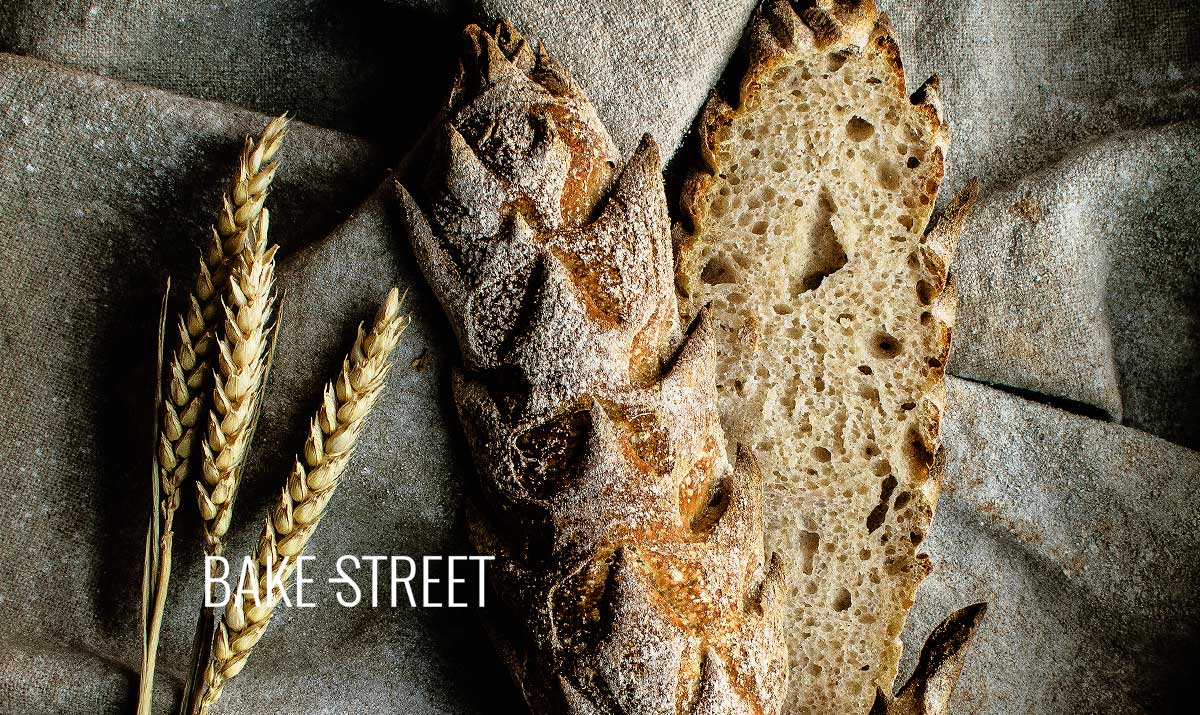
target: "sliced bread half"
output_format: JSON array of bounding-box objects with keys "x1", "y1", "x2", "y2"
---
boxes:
[{"x1": 675, "y1": 1, "x2": 978, "y2": 712}]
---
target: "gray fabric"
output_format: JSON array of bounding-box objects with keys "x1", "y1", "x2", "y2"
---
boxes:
[
  {"x1": 0, "y1": 1, "x2": 1197, "y2": 713},
  {"x1": 887, "y1": 0, "x2": 1199, "y2": 194},
  {"x1": 949, "y1": 121, "x2": 1200, "y2": 446},
  {"x1": 0, "y1": 55, "x2": 516, "y2": 711},
  {"x1": 903, "y1": 377, "x2": 1200, "y2": 713},
  {"x1": 0, "y1": 0, "x2": 759, "y2": 157},
  {"x1": 0, "y1": 0, "x2": 465, "y2": 149}
]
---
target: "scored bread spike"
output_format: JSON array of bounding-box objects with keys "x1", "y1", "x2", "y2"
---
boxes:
[
  {"x1": 398, "y1": 20, "x2": 789, "y2": 715},
  {"x1": 674, "y1": 1, "x2": 982, "y2": 713},
  {"x1": 189, "y1": 289, "x2": 409, "y2": 714},
  {"x1": 870, "y1": 603, "x2": 988, "y2": 715}
]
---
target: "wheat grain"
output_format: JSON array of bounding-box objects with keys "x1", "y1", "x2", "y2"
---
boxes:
[
  {"x1": 156, "y1": 114, "x2": 290, "y2": 547},
  {"x1": 137, "y1": 116, "x2": 288, "y2": 715},
  {"x1": 195, "y1": 208, "x2": 279, "y2": 556},
  {"x1": 163, "y1": 115, "x2": 289, "y2": 554},
  {"x1": 204, "y1": 115, "x2": 288, "y2": 318},
  {"x1": 191, "y1": 288, "x2": 408, "y2": 713}
]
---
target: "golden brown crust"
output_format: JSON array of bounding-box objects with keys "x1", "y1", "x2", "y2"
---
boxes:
[{"x1": 399, "y1": 21, "x2": 789, "y2": 715}]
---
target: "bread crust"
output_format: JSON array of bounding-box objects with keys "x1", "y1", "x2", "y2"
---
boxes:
[
  {"x1": 398, "y1": 21, "x2": 789, "y2": 715},
  {"x1": 674, "y1": 1, "x2": 982, "y2": 711}
]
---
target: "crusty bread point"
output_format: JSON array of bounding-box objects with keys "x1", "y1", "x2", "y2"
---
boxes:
[
  {"x1": 676, "y1": 1, "x2": 979, "y2": 713},
  {"x1": 400, "y1": 20, "x2": 790, "y2": 715}
]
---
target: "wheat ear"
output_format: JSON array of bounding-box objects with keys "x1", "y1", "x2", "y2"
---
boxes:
[
  {"x1": 137, "y1": 116, "x2": 288, "y2": 715},
  {"x1": 171, "y1": 116, "x2": 289, "y2": 492},
  {"x1": 196, "y1": 208, "x2": 279, "y2": 556},
  {"x1": 191, "y1": 288, "x2": 408, "y2": 713}
]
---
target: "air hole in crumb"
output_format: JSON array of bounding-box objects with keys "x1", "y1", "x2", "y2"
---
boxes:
[
  {"x1": 894, "y1": 491, "x2": 912, "y2": 510},
  {"x1": 878, "y1": 164, "x2": 901, "y2": 190},
  {"x1": 701, "y1": 256, "x2": 739, "y2": 285},
  {"x1": 928, "y1": 357, "x2": 943, "y2": 368},
  {"x1": 898, "y1": 214, "x2": 914, "y2": 230},
  {"x1": 812, "y1": 446, "x2": 832, "y2": 462},
  {"x1": 751, "y1": 220, "x2": 769, "y2": 235},
  {"x1": 866, "y1": 475, "x2": 898, "y2": 533},
  {"x1": 792, "y1": 188, "x2": 847, "y2": 295},
  {"x1": 869, "y1": 332, "x2": 903, "y2": 359},
  {"x1": 774, "y1": 303, "x2": 793, "y2": 315},
  {"x1": 916, "y1": 279, "x2": 934, "y2": 305},
  {"x1": 858, "y1": 365, "x2": 873, "y2": 375},
  {"x1": 900, "y1": 402, "x2": 916, "y2": 411},
  {"x1": 907, "y1": 156, "x2": 921, "y2": 169},
  {"x1": 798, "y1": 531, "x2": 820, "y2": 574},
  {"x1": 846, "y1": 116, "x2": 875, "y2": 142},
  {"x1": 827, "y1": 52, "x2": 849, "y2": 72},
  {"x1": 832, "y1": 588, "x2": 852, "y2": 611},
  {"x1": 903, "y1": 427, "x2": 934, "y2": 476}
]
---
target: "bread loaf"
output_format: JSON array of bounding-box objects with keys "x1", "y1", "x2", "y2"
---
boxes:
[
  {"x1": 397, "y1": 22, "x2": 789, "y2": 714},
  {"x1": 675, "y1": 1, "x2": 979, "y2": 712}
]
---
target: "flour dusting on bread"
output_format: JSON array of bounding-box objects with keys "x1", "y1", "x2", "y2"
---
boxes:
[{"x1": 400, "y1": 21, "x2": 790, "y2": 715}]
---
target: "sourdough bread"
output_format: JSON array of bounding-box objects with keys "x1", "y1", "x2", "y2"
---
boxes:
[
  {"x1": 675, "y1": 1, "x2": 978, "y2": 712},
  {"x1": 399, "y1": 21, "x2": 789, "y2": 714}
]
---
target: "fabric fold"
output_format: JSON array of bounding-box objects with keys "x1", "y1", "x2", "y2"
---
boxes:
[
  {"x1": 903, "y1": 376, "x2": 1200, "y2": 714},
  {"x1": 948, "y1": 120, "x2": 1200, "y2": 448}
]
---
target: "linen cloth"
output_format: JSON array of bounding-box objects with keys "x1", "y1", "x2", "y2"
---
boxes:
[{"x1": 0, "y1": 1, "x2": 1196, "y2": 712}]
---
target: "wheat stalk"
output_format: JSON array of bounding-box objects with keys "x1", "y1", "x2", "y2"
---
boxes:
[
  {"x1": 189, "y1": 288, "x2": 408, "y2": 714},
  {"x1": 137, "y1": 116, "x2": 288, "y2": 715},
  {"x1": 195, "y1": 208, "x2": 279, "y2": 555}
]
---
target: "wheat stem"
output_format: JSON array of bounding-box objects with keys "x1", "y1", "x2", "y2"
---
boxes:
[
  {"x1": 137, "y1": 116, "x2": 288, "y2": 715},
  {"x1": 189, "y1": 289, "x2": 408, "y2": 714},
  {"x1": 136, "y1": 286, "x2": 171, "y2": 715}
]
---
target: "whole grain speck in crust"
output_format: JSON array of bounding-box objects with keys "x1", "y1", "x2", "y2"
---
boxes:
[{"x1": 398, "y1": 20, "x2": 789, "y2": 715}]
